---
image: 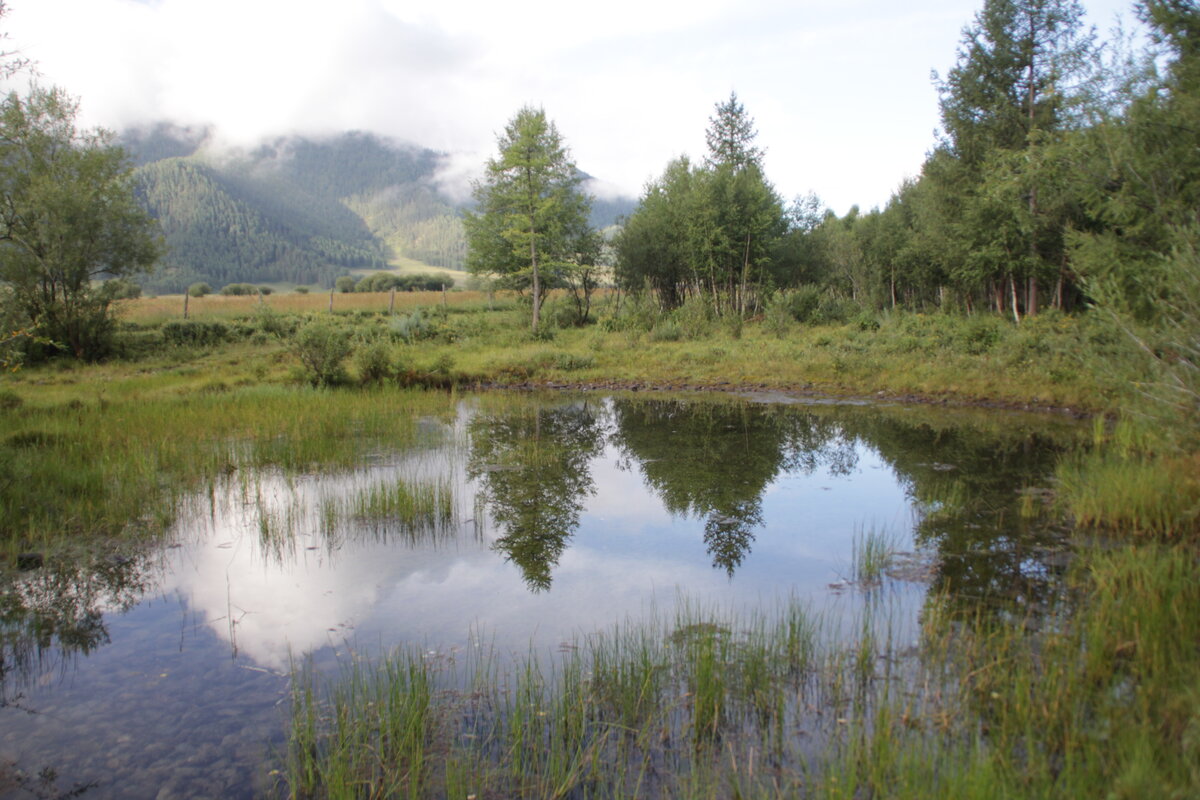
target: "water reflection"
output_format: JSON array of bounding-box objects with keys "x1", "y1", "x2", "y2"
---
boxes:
[
  {"x1": 467, "y1": 400, "x2": 605, "y2": 591},
  {"x1": 0, "y1": 392, "x2": 1082, "y2": 798},
  {"x1": 1, "y1": 550, "x2": 158, "y2": 699},
  {"x1": 610, "y1": 399, "x2": 861, "y2": 574}
]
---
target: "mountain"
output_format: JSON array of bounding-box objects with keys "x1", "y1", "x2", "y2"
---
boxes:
[{"x1": 122, "y1": 124, "x2": 636, "y2": 293}]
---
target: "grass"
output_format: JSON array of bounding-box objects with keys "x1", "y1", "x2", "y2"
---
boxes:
[
  {"x1": 851, "y1": 526, "x2": 896, "y2": 586},
  {"x1": 91, "y1": 294, "x2": 1145, "y2": 412},
  {"x1": 279, "y1": 546, "x2": 1200, "y2": 799},
  {"x1": 0, "y1": 383, "x2": 465, "y2": 555}
]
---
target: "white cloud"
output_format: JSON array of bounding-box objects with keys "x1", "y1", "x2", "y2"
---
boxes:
[{"x1": 6, "y1": 0, "x2": 1139, "y2": 214}]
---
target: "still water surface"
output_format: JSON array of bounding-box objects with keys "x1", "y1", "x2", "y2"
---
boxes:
[{"x1": 0, "y1": 393, "x2": 1078, "y2": 798}]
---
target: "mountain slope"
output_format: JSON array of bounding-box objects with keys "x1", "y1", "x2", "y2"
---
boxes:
[{"x1": 123, "y1": 126, "x2": 635, "y2": 293}]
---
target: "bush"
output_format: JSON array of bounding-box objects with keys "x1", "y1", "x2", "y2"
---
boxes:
[
  {"x1": 782, "y1": 285, "x2": 823, "y2": 324},
  {"x1": 389, "y1": 310, "x2": 433, "y2": 343},
  {"x1": 187, "y1": 282, "x2": 212, "y2": 298},
  {"x1": 812, "y1": 293, "x2": 854, "y2": 325},
  {"x1": 294, "y1": 286, "x2": 310, "y2": 295},
  {"x1": 673, "y1": 295, "x2": 714, "y2": 340},
  {"x1": 852, "y1": 310, "x2": 880, "y2": 331},
  {"x1": 161, "y1": 320, "x2": 229, "y2": 347},
  {"x1": 354, "y1": 339, "x2": 395, "y2": 384},
  {"x1": 955, "y1": 316, "x2": 1003, "y2": 355},
  {"x1": 293, "y1": 319, "x2": 353, "y2": 387},
  {"x1": 252, "y1": 305, "x2": 297, "y2": 338},
  {"x1": 335, "y1": 276, "x2": 356, "y2": 293},
  {"x1": 220, "y1": 283, "x2": 258, "y2": 296},
  {"x1": 106, "y1": 279, "x2": 142, "y2": 300}
]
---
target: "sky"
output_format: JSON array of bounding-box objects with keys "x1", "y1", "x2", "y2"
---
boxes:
[{"x1": 5, "y1": 0, "x2": 1139, "y2": 214}]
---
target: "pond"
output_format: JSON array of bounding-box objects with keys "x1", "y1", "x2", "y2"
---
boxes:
[{"x1": 0, "y1": 392, "x2": 1081, "y2": 799}]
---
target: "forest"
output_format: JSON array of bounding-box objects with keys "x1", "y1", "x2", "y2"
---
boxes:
[{"x1": 613, "y1": 0, "x2": 1198, "y2": 332}]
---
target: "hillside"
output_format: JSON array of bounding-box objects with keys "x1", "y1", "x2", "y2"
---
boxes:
[{"x1": 123, "y1": 125, "x2": 635, "y2": 293}]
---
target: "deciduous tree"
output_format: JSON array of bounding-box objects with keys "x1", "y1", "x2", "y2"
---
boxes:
[{"x1": 0, "y1": 87, "x2": 161, "y2": 360}]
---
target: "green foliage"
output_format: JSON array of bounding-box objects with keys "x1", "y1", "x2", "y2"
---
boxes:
[
  {"x1": 224, "y1": 280, "x2": 266, "y2": 296},
  {"x1": 464, "y1": 106, "x2": 594, "y2": 331},
  {"x1": 354, "y1": 271, "x2": 453, "y2": 293},
  {"x1": 353, "y1": 338, "x2": 395, "y2": 385},
  {"x1": 617, "y1": 98, "x2": 787, "y2": 316},
  {"x1": 292, "y1": 318, "x2": 353, "y2": 387},
  {"x1": 0, "y1": 86, "x2": 161, "y2": 361},
  {"x1": 335, "y1": 275, "x2": 356, "y2": 293},
  {"x1": 389, "y1": 309, "x2": 435, "y2": 343},
  {"x1": 187, "y1": 282, "x2": 211, "y2": 297},
  {"x1": 161, "y1": 319, "x2": 229, "y2": 347}
]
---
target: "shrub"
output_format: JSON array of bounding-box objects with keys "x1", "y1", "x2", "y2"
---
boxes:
[
  {"x1": 389, "y1": 310, "x2": 432, "y2": 343},
  {"x1": 252, "y1": 306, "x2": 296, "y2": 338},
  {"x1": 852, "y1": 310, "x2": 880, "y2": 331},
  {"x1": 782, "y1": 285, "x2": 823, "y2": 324},
  {"x1": 812, "y1": 293, "x2": 853, "y2": 325},
  {"x1": 673, "y1": 295, "x2": 714, "y2": 340},
  {"x1": 293, "y1": 319, "x2": 353, "y2": 387},
  {"x1": 335, "y1": 276, "x2": 356, "y2": 294},
  {"x1": 187, "y1": 282, "x2": 212, "y2": 298},
  {"x1": 220, "y1": 283, "x2": 258, "y2": 296},
  {"x1": 354, "y1": 339, "x2": 395, "y2": 384},
  {"x1": 106, "y1": 279, "x2": 142, "y2": 300},
  {"x1": 294, "y1": 286, "x2": 310, "y2": 295},
  {"x1": 956, "y1": 316, "x2": 1003, "y2": 355},
  {"x1": 161, "y1": 320, "x2": 229, "y2": 347}
]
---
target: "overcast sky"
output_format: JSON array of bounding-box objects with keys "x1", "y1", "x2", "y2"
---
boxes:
[{"x1": 6, "y1": 0, "x2": 1139, "y2": 214}]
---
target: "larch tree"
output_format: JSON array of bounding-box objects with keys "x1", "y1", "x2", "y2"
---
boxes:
[{"x1": 463, "y1": 107, "x2": 593, "y2": 331}]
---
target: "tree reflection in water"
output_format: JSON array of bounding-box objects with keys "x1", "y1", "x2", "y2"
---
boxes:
[
  {"x1": 611, "y1": 398, "x2": 860, "y2": 575},
  {"x1": 466, "y1": 399, "x2": 606, "y2": 591},
  {"x1": 1, "y1": 550, "x2": 157, "y2": 701}
]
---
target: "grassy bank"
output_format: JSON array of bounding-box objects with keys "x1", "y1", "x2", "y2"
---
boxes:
[{"x1": 91, "y1": 291, "x2": 1154, "y2": 412}]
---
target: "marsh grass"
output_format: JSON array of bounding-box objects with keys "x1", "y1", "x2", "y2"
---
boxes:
[
  {"x1": 0, "y1": 384, "x2": 463, "y2": 556},
  {"x1": 283, "y1": 537, "x2": 1200, "y2": 799},
  {"x1": 851, "y1": 526, "x2": 896, "y2": 586},
  {"x1": 97, "y1": 295, "x2": 1143, "y2": 412}
]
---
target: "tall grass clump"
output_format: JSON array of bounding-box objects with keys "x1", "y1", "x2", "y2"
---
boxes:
[
  {"x1": 348, "y1": 477, "x2": 455, "y2": 537},
  {"x1": 851, "y1": 526, "x2": 896, "y2": 585}
]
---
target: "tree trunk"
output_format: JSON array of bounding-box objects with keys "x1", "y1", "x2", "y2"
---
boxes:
[
  {"x1": 1009, "y1": 275, "x2": 1022, "y2": 324},
  {"x1": 531, "y1": 233, "x2": 540, "y2": 331}
]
